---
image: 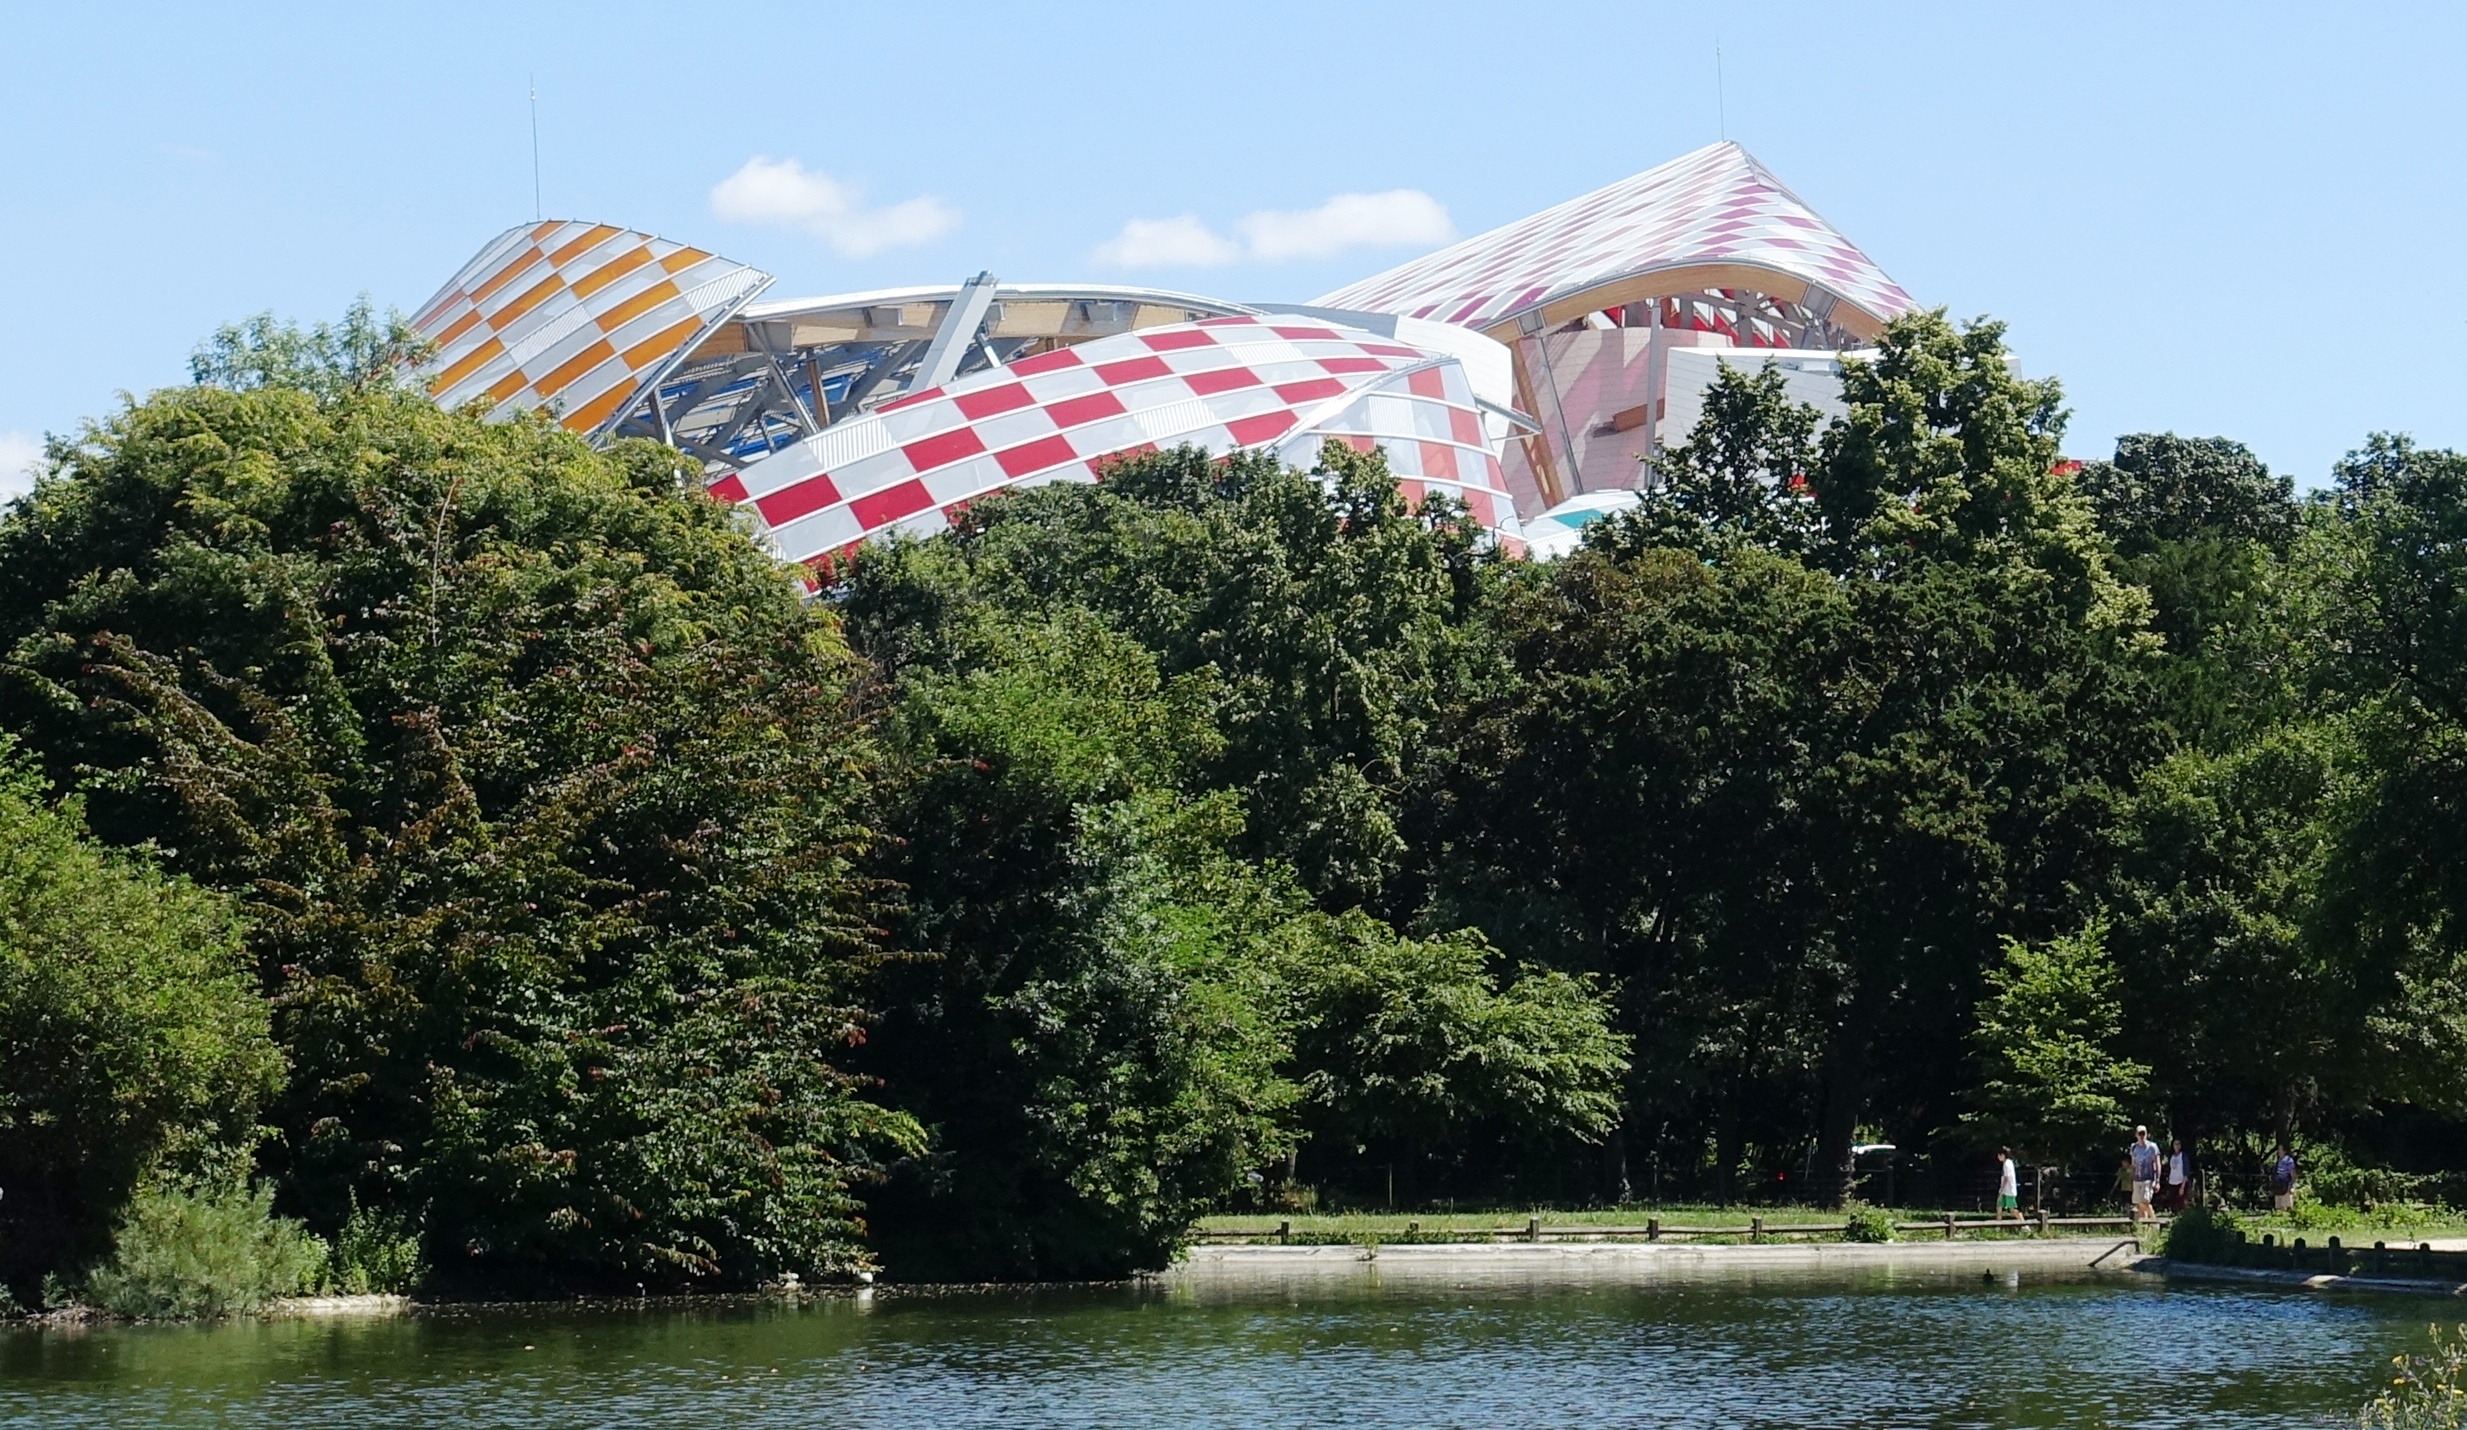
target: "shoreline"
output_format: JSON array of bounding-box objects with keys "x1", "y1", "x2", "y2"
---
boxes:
[
  {"x1": 2134, "y1": 1256, "x2": 2467, "y2": 1299},
  {"x1": 1167, "y1": 1236, "x2": 2144, "y2": 1279}
]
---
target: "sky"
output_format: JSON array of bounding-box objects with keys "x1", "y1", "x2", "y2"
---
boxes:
[{"x1": 3, "y1": 1, "x2": 2461, "y2": 499}]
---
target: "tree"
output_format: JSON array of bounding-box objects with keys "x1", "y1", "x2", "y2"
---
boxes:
[
  {"x1": 1274, "y1": 912, "x2": 1628, "y2": 1197},
  {"x1": 1434, "y1": 314, "x2": 2163, "y2": 1201},
  {"x1": 1960, "y1": 922, "x2": 2148, "y2": 1169},
  {"x1": 0, "y1": 735, "x2": 282, "y2": 1291},
  {"x1": 0, "y1": 322, "x2": 918, "y2": 1287}
]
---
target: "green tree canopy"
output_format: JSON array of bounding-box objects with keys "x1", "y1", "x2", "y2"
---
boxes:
[
  {"x1": 0, "y1": 332, "x2": 917, "y2": 1288},
  {"x1": 1960, "y1": 922, "x2": 2149, "y2": 1167}
]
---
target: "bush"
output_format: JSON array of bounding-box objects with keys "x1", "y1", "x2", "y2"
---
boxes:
[
  {"x1": 2158, "y1": 1204, "x2": 2247, "y2": 1264},
  {"x1": 0, "y1": 735, "x2": 282, "y2": 1291},
  {"x1": 329, "y1": 1200, "x2": 424, "y2": 1295},
  {"x1": 85, "y1": 1184, "x2": 327, "y2": 1319},
  {"x1": 2362, "y1": 1323, "x2": 2467, "y2": 1429},
  {"x1": 1842, "y1": 1204, "x2": 1897, "y2": 1243}
]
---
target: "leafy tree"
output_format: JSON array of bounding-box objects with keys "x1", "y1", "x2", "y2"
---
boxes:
[
  {"x1": 1960, "y1": 922, "x2": 2149, "y2": 1168},
  {"x1": 0, "y1": 736, "x2": 282, "y2": 1291},
  {"x1": 0, "y1": 323, "x2": 917, "y2": 1287},
  {"x1": 845, "y1": 441, "x2": 1496, "y2": 909},
  {"x1": 1434, "y1": 314, "x2": 2163, "y2": 1201},
  {"x1": 2076, "y1": 434, "x2": 2303, "y2": 749},
  {"x1": 1274, "y1": 912, "x2": 1628, "y2": 1193}
]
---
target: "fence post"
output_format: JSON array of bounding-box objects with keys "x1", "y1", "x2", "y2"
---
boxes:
[
  {"x1": 1647, "y1": 1216, "x2": 1660, "y2": 1243},
  {"x1": 1526, "y1": 1216, "x2": 1542, "y2": 1244},
  {"x1": 2373, "y1": 1240, "x2": 2386, "y2": 1276},
  {"x1": 1277, "y1": 1219, "x2": 1291, "y2": 1246},
  {"x1": 1751, "y1": 1216, "x2": 1763, "y2": 1244},
  {"x1": 1943, "y1": 1212, "x2": 1956, "y2": 1242},
  {"x1": 2035, "y1": 1208, "x2": 2049, "y2": 1238},
  {"x1": 2328, "y1": 1236, "x2": 2344, "y2": 1275}
]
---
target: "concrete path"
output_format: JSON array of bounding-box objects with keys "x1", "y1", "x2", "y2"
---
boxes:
[{"x1": 1168, "y1": 1237, "x2": 2143, "y2": 1283}]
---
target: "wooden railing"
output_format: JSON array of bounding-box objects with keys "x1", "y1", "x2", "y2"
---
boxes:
[{"x1": 1188, "y1": 1212, "x2": 2153, "y2": 1246}]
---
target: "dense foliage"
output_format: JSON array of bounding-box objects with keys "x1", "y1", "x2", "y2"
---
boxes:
[
  {"x1": 0, "y1": 738, "x2": 280, "y2": 1286},
  {"x1": 0, "y1": 351, "x2": 918, "y2": 1290},
  {"x1": 11, "y1": 297, "x2": 2467, "y2": 1298}
]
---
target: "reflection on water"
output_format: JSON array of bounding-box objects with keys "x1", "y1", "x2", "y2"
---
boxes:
[{"x1": 0, "y1": 1266, "x2": 2429, "y2": 1428}]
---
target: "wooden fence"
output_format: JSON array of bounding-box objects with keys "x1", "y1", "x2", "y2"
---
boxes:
[{"x1": 1189, "y1": 1212, "x2": 2154, "y2": 1245}]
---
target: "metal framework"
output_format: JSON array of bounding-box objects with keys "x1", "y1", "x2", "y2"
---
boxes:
[{"x1": 595, "y1": 280, "x2": 1255, "y2": 467}]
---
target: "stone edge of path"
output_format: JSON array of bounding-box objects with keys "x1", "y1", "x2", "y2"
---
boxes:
[
  {"x1": 1166, "y1": 1237, "x2": 2145, "y2": 1276},
  {"x1": 2134, "y1": 1256, "x2": 2467, "y2": 1299}
]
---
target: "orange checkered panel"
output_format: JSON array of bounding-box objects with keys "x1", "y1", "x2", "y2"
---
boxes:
[{"x1": 410, "y1": 221, "x2": 771, "y2": 436}]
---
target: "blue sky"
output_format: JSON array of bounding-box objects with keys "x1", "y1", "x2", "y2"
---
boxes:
[{"x1": 3, "y1": 1, "x2": 2460, "y2": 495}]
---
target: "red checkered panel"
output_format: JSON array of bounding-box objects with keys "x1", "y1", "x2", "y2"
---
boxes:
[{"x1": 717, "y1": 315, "x2": 1522, "y2": 568}]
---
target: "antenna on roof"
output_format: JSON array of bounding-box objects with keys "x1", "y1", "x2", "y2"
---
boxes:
[
  {"x1": 1715, "y1": 39, "x2": 1727, "y2": 141},
  {"x1": 529, "y1": 77, "x2": 542, "y2": 221}
]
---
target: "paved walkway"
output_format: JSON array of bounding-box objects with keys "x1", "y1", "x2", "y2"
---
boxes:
[{"x1": 1169, "y1": 1237, "x2": 2143, "y2": 1281}]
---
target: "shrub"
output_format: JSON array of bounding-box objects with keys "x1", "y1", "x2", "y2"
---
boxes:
[
  {"x1": 85, "y1": 1184, "x2": 327, "y2": 1319},
  {"x1": 0, "y1": 735, "x2": 282, "y2": 1290},
  {"x1": 1842, "y1": 1204, "x2": 1897, "y2": 1243},
  {"x1": 329, "y1": 1200, "x2": 424, "y2": 1295},
  {"x1": 2158, "y1": 1204, "x2": 2247, "y2": 1264},
  {"x1": 2362, "y1": 1323, "x2": 2467, "y2": 1429}
]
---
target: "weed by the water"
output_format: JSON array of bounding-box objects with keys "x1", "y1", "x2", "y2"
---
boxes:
[{"x1": 2362, "y1": 1324, "x2": 2467, "y2": 1429}]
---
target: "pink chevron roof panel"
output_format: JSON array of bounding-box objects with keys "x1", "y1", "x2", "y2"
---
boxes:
[
  {"x1": 1310, "y1": 141, "x2": 1913, "y2": 331},
  {"x1": 717, "y1": 315, "x2": 1522, "y2": 567}
]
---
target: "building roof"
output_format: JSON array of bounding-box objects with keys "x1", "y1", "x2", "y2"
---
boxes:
[
  {"x1": 714, "y1": 313, "x2": 1521, "y2": 567},
  {"x1": 1310, "y1": 141, "x2": 1913, "y2": 339},
  {"x1": 411, "y1": 220, "x2": 771, "y2": 437}
]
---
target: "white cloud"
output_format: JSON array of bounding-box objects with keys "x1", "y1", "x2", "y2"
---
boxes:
[
  {"x1": 1239, "y1": 190, "x2": 1457, "y2": 261},
  {"x1": 0, "y1": 431, "x2": 42, "y2": 502},
  {"x1": 709, "y1": 156, "x2": 960, "y2": 258},
  {"x1": 1091, "y1": 215, "x2": 1245, "y2": 268},
  {"x1": 1093, "y1": 189, "x2": 1455, "y2": 269}
]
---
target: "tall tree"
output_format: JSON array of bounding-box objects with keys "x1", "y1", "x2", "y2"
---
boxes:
[{"x1": 0, "y1": 327, "x2": 917, "y2": 1287}]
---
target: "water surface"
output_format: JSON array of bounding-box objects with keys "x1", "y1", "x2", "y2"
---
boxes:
[{"x1": 0, "y1": 1265, "x2": 2434, "y2": 1428}]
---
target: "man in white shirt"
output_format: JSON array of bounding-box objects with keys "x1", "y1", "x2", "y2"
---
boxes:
[{"x1": 2128, "y1": 1126, "x2": 2161, "y2": 1225}]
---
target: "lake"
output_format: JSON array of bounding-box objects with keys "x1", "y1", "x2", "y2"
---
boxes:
[{"x1": 0, "y1": 1264, "x2": 2438, "y2": 1428}]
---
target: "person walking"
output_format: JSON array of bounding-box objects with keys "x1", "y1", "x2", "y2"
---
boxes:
[
  {"x1": 2271, "y1": 1145, "x2": 2297, "y2": 1213},
  {"x1": 2165, "y1": 1138, "x2": 2189, "y2": 1213},
  {"x1": 2128, "y1": 1125, "x2": 2161, "y2": 1226},
  {"x1": 1995, "y1": 1147, "x2": 2022, "y2": 1224}
]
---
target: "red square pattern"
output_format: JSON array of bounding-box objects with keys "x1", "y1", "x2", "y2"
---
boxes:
[
  {"x1": 755, "y1": 471, "x2": 842, "y2": 526},
  {"x1": 1449, "y1": 406, "x2": 1483, "y2": 446},
  {"x1": 1420, "y1": 442, "x2": 1459, "y2": 481},
  {"x1": 903, "y1": 427, "x2": 986, "y2": 473},
  {"x1": 705, "y1": 473, "x2": 748, "y2": 503},
  {"x1": 1406, "y1": 367, "x2": 1446, "y2": 400},
  {"x1": 1046, "y1": 391, "x2": 1127, "y2": 428},
  {"x1": 1226, "y1": 411, "x2": 1297, "y2": 445},
  {"x1": 1140, "y1": 328, "x2": 1216, "y2": 352},
  {"x1": 996, "y1": 434, "x2": 1078, "y2": 478},
  {"x1": 851, "y1": 479, "x2": 935, "y2": 529},
  {"x1": 1318, "y1": 356, "x2": 1386, "y2": 375},
  {"x1": 1008, "y1": 348, "x2": 1083, "y2": 377},
  {"x1": 955, "y1": 383, "x2": 1035, "y2": 420},
  {"x1": 1093, "y1": 355, "x2": 1173, "y2": 385},
  {"x1": 1272, "y1": 377, "x2": 1346, "y2": 404},
  {"x1": 1271, "y1": 326, "x2": 1338, "y2": 341},
  {"x1": 1183, "y1": 366, "x2": 1261, "y2": 396}
]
